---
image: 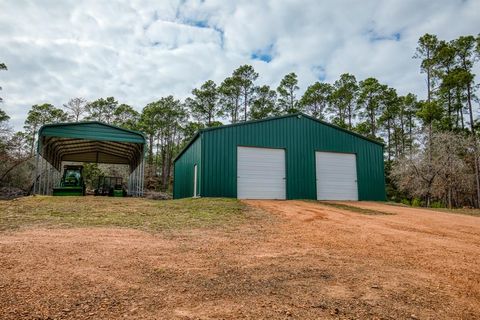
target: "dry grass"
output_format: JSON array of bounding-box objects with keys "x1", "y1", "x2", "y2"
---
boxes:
[
  {"x1": 0, "y1": 196, "x2": 247, "y2": 232},
  {"x1": 386, "y1": 202, "x2": 480, "y2": 217},
  {"x1": 429, "y1": 207, "x2": 480, "y2": 216},
  {"x1": 317, "y1": 201, "x2": 394, "y2": 215}
]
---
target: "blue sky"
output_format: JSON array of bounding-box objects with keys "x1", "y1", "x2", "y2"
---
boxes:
[{"x1": 0, "y1": 0, "x2": 479, "y2": 129}]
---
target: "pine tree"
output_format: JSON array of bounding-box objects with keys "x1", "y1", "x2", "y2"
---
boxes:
[{"x1": 277, "y1": 73, "x2": 300, "y2": 114}]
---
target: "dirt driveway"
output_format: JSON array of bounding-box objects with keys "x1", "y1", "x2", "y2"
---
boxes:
[{"x1": 1, "y1": 200, "x2": 479, "y2": 319}]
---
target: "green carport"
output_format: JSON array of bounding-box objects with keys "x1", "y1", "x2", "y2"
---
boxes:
[{"x1": 33, "y1": 121, "x2": 146, "y2": 196}]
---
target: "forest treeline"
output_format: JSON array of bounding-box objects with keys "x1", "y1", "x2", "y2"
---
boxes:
[{"x1": 1, "y1": 33, "x2": 480, "y2": 207}]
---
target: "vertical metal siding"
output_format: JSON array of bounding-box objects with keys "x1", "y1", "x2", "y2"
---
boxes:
[
  {"x1": 201, "y1": 116, "x2": 385, "y2": 200},
  {"x1": 173, "y1": 135, "x2": 202, "y2": 199}
]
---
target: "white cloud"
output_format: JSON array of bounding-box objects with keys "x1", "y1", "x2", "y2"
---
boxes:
[{"x1": 0, "y1": 0, "x2": 479, "y2": 129}]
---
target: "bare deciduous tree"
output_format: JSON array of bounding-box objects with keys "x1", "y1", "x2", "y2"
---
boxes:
[
  {"x1": 63, "y1": 97, "x2": 87, "y2": 122},
  {"x1": 391, "y1": 131, "x2": 475, "y2": 207}
]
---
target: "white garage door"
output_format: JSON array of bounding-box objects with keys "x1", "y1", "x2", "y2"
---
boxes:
[
  {"x1": 237, "y1": 146, "x2": 286, "y2": 199},
  {"x1": 316, "y1": 152, "x2": 358, "y2": 200}
]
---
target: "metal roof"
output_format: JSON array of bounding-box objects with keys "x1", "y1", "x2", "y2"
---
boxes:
[
  {"x1": 37, "y1": 121, "x2": 146, "y2": 172},
  {"x1": 173, "y1": 112, "x2": 383, "y2": 162}
]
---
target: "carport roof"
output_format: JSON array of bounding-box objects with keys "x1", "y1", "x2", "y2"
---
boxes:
[{"x1": 37, "y1": 121, "x2": 146, "y2": 171}]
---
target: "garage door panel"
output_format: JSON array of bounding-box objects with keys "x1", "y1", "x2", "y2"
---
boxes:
[
  {"x1": 238, "y1": 167, "x2": 285, "y2": 173},
  {"x1": 237, "y1": 147, "x2": 286, "y2": 199},
  {"x1": 317, "y1": 183, "x2": 357, "y2": 189},
  {"x1": 316, "y1": 152, "x2": 358, "y2": 200}
]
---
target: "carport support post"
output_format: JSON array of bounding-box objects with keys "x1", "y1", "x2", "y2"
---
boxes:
[
  {"x1": 140, "y1": 160, "x2": 143, "y2": 196},
  {"x1": 138, "y1": 165, "x2": 141, "y2": 196},
  {"x1": 33, "y1": 152, "x2": 39, "y2": 195},
  {"x1": 136, "y1": 166, "x2": 140, "y2": 197},
  {"x1": 128, "y1": 172, "x2": 132, "y2": 196},
  {"x1": 131, "y1": 168, "x2": 134, "y2": 197},
  {"x1": 138, "y1": 163, "x2": 141, "y2": 196},
  {"x1": 41, "y1": 157, "x2": 46, "y2": 195},
  {"x1": 130, "y1": 169, "x2": 134, "y2": 196},
  {"x1": 46, "y1": 163, "x2": 50, "y2": 195},
  {"x1": 134, "y1": 167, "x2": 137, "y2": 197},
  {"x1": 138, "y1": 162, "x2": 141, "y2": 196},
  {"x1": 55, "y1": 168, "x2": 58, "y2": 189},
  {"x1": 52, "y1": 168, "x2": 56, "y2": 189},
  {"x1": 140, "y1": 158, "x2": 145, "y2": 196},
  {"x1": 38, "y1": 157, "x2": 42, "y2": 195},
  {"x1": 43, "y1": 157, "x2": 48, "y2": 195},
  {"x1": 133, "y1": 167, "x2": 137, "y2": 197},
  {"x1": 38, "y1": 157, "x2": 43, "y2": 195},
  {"x1": 127, "y1": 172, "x2": 130, "y2": 196},
  {"x1": 131, "y1": 168, "x2": 135, "y2": 197},
  {"x1": 41, "y1": 157, "x2": 45, "y2": 195}
]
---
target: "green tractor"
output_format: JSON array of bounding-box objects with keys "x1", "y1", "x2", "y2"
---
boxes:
[
  {"x1": 94, "y1": 176, "x2": 126, "y2": 197},
  {"x1": 53, "y1": 165, "x2": 86, "y2": 196}
]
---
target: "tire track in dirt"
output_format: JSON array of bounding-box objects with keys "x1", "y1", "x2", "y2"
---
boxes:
[{"x1": 0, "y1": 200, "x2": 479, "y2": 319}]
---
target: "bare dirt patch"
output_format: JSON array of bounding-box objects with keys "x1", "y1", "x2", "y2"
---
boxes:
[{"x1": 1, "y1": 199, "x2": 479, "y2": 319}]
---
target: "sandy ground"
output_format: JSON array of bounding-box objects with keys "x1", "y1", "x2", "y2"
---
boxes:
[{"x1": 1, "y1": 200, "x2": 479, "y2": 319}]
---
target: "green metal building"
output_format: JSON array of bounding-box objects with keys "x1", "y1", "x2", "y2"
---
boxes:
[{"x1": 173, "y1": 113, "x2": 385, "y2": 200}]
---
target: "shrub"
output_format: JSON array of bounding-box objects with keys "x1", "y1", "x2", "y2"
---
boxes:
[
  {"x1": 430, "y1": 201, "x2": 445, "y2": 208},
  {"x1": 411, "y1": 198, "x2": 422, "y2": 207},
  {"x1": 400, "y1": 198, "x2": 411, "y2": 206}
]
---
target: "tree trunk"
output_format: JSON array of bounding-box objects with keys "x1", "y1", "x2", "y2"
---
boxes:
[
  {"x1": 234, "y1": 96, "x2": 239, "y2": 123},
  {"x1": 290, "y1": 88, "x2": 294, "y2": 112},
  {"x1": 148, "y1": 135, "x2": 154, "y2": 165},
  {"x1": 427, "y1": 48, "x2": 431, "y2": 103},
  {"x1": 370, "y1": 108, "x2": 375, "y2": 137},
  {"x1": 399, "y1": 110, "x2": 405, "y2": 155},
  {"x1": 155, "y1": 134, "x2": 161, "y2": 176},
  {"x1": 467, "y1": 83, "x2": 480, "y2": 208},
  {"x1": 160, "y1": 136, "x2": 167, "y2": 191},
  {"x1": 448, "y1": 184, "x2": 452, "y2": 209},
  {"x1": 244, "y1": 90, "x2": 248, "y2": 121},
  {"x1": 426, "y1": 122, "x2": 434, "y2": 208},
  {"x1": 348, "y1": 104, "x2": 352, "y2": 129},
  {"x1": 30, "y1": 127, "x2": 37, "y2": 157},
  {"x1": 387, "y1": 119, "x2": 391, "y2": 162},
  {"x1": 408, "y1": 117, "x2": 413, "y2": 158},
  {"x1": 467, "y1": 84, "x2": 474, "y2": 129},
  {"x1": 148, "y1": 135, "x2": 154, "y2": 177},
  {"x1": 165, "y1": 143, "x2": 173, "y2": 190},
  {"x1": 456, "y1": 108, "x2": 460, "y2": 128},
  {"x1": 447, "y1": 90, "x2": 452, "y2": 130}
]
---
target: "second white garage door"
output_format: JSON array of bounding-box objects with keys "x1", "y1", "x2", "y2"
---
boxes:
[
  {"x1": 316, "y1": 151, "x2": 358, "y2": 200},
  {"x1": 237, "y1": 146, "x2": 286, "y2": 199}
]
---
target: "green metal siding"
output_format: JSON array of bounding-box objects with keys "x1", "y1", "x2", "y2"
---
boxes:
[
  {"x1": 173, "y1": 135, "x2": 202, "y2": 199},
  {"x1": 200, "y1": 115, "x2": 385, "y2": 200}
]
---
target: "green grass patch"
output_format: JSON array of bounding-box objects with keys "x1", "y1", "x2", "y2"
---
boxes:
[
  {"x1": 0, "y1": 196, "x2": 248, "y2": 232},
  {"x1": 318, "y1": 201, "x2": 394, "y2": 215}
]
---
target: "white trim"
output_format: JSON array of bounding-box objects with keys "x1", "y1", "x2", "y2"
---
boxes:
[{"x1": 193, "y1": 164, "x2": 198, "y2": 197}]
